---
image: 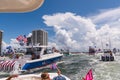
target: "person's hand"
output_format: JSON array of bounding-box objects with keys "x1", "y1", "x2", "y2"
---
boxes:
[
  {"x1": 82, "y1": 77, "x2": 85, "y2": 80},
  {"x1": 10, "y1": 74, "x2": 18, "y2": 78},
  {"x1": 6, "y1": 74, "x2": 18, "y2": 80},
  {"x1": 57, "y1": 69, "x2": 61, "y2": 75}
]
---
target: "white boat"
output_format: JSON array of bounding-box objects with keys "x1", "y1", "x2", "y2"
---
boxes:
[
  {"x1": 0, "y1": 73, "x2": 71, "y2": 80},
  {"x1": 0, "y1": 46, "x2": 63, "y2": 72},
  {"x1": 100, "y1": 49, "x2": 115, "y2": 61}
]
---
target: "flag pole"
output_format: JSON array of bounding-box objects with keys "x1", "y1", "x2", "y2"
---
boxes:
[{"x1": 109, "y1": 36, "x2": 111, "y2": 50}]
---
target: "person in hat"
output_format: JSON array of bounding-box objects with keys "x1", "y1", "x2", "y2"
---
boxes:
[{"x1": 41, "y1": 72, "x2": 51, "y2": 80}]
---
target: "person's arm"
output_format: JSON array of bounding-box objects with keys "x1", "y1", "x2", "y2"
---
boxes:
[
  {"x1": 56, "y1": 66, "x2": 61, "y2": 75},
  {"x1": 82, "y1": 77, "x2": 85, "y2": 80},
  {"x1": 6, "y1": 75, "x2": 18, "y2": 80},
  {"x1": 57, "y1": 69, "x2": 61, "y2": 75}
]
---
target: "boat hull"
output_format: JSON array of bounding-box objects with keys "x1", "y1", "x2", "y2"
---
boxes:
[
  {"x1": 101, "y1": 56, "x2": 114, "y2": 61},
  {"x1": 22, "y1": 56, "x2": 63, "y2": 70},
  {"x1": 0, "y1": 73, "x2": 70, "y2": 80}
]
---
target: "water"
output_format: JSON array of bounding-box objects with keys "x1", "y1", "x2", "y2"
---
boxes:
[{"x1": 1, "y1": 53, "x2": 120, "y2": 80}]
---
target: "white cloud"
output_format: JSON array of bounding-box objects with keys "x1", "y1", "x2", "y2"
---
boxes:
[
  {"x1": 27, "y1": 33, "x2": 32, "y2": 37},
  {"x1": 2, "y1": 41, "x2": 8, "y2": 49},
  {"x1": 90, "y1": 7, "x2": 120, "y2": 50},
  {"x1": 91, "y1": 7, "x2": 120, "y2": 28},
  {"x1": 98, "y1": 24, "x2": 120, "y2": 49},
  {"x1": 48, "y1": 42, "x2": 58, "y2": 49},
  {"x1": 2, "y1": 33, "x2": 32, "y2": 53},
  {"x1": 43, "y1": 12, "x2": 97, "y2": 51},
  {"x1": 43, "y1": 9, "x2": 120, "y2": 52},
  {"x1": 2, "y1": 39, "x2": 22, "y2": 53},
  {"x1": 10, "y1": 39, "x2": 21, "y2": 49}
]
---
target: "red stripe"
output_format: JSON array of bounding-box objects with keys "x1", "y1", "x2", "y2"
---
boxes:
[
  {"x1": 3, "y1": 61, "x2": 9, "y2": 70},
  {"x1": 6, "y1": 61, "x2": 13, "y2": 71},
  {"x1": 0, "y1": 61, "x2": 4, "y2": 70},
  {"x1": 5, "y1": 61, "x2": 11, "y2": 71},
  {"x1": 10, "y1": 61, "x2": 15, "y2": 70},
  {"x1": 1, "y1": 61, "x2": 8, "y2": 70},
  {"x1": 8, "y1": 60, "x2": 15, "y2": 71}
]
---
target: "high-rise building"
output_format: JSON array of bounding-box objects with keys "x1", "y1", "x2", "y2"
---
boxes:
[
  {"x1": 32, "y1": 29, "x2": 48, "y2": 46},
  {"x1": 0, "y1": 30, "x2": 3, "y2": 55}
]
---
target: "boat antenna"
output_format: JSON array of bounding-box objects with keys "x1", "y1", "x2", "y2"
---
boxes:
[
  {"x1": 109, "y1": 36, "x2": 112, "y2": 50},
  {"x1": 101, "y1": 39, "x2": 104, "y2": 52}
]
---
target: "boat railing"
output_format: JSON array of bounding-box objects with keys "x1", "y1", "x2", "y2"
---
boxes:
[
  {"x1": 41, "y1": 52, "x2": 62, "y2": 59},
  {"x1": 104, "y1": 53, "x2": 110, "y2": 56}
]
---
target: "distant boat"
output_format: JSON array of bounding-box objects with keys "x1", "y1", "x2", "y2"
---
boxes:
[
  {"x1": 100, "y1": 36, "x2": 115, "y2": 61},
  {"x1": 100, "y1": 49, "x2": 115, "y2": 61},
  {"x1": 61, "y1": 49, "x2": 71, "y2": 56}
]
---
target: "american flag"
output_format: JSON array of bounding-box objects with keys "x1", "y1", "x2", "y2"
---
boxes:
[
  {"x1": 16, "y1": 35, "x2": 23, "y2": 41},
  {"x1": 3, "y1": 61, "x2": 10, "y2": 71},
  {"x1": 1, "y1": 61, "x2": 9, "y2": 70},
  {"x1": 0, "y1": 61, "x2": 4, "y2": 70},
  {"x1": 0, "y1": 60, "x2": 16, "y2": 71},
  {"x1": 50, "y1": 63, "x2": 57, "y2": 70},
  {"x1": 10, "y1": 61, "x2": 16, "y2": 71},
  {"x1": 16, "y1": 35, "x2": 27, "y2": 46},
  {"x1": 5, "y1": 61, "x2": 12, "y2": 71},
  {"x1": 85, "y1": 69, "x2": 93, "y2": 80},
  {"x1": 23, "y1": 35, "x2": 27, "y2": 43}
]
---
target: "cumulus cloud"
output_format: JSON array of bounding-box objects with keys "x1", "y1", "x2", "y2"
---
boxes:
[
  {"x1": 2, "y1": 41, "x2": 8, "y2": 49},
  {"x1": 9, "y1": 39, "x2": 21, "y2": 49},
  {"x1": 43, "y1": 9, "x2": 120, "y2": 52},
  {"x1": 90, "y1": 7, "x2": 120, "y2": 28},
  {"x1": 27, "y1": 33, "x2": 32, "y2": 37},
  {"x1": 2, "y1": 39, "x2": 20, "y2": 49},
  {"x1": 2, "y1": 35, "x2": 30, "y2": 53},
  {"x1": 43, "y1": 12, "x2": 97, "y2": 51},
  {"x1": 90, "y1": 7, "x2": 120, "y2": 50},
  {"x1": 97, "y1": 24, "x2": 120, "y2": 49}
]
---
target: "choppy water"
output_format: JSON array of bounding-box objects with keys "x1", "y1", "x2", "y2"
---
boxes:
[{"x1": 1, "y1": 53, "x2": 120, "y2": 80}]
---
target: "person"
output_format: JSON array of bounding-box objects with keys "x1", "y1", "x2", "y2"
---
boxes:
[
  {"x1": 6, "y1": 74, "x2": 18, "y2": 80},
  {"x1": 41, "y1": 67, "x2": 66, "y2": 80},
  {"x1": 110, "y1": 50, "x2": 113, "y2": 56},
  {"x1": 31, "y1": 53, "x2": 36, "y2": 60},
  {"x1": 41, "y1": 72, "x2": 51, "y2": 80},
  {"x1": 82, "y1": 77, "x2": 85, "y2": 80},
  {"x1": 52, "y1": 68, "x2": 66, "y2": 80},
  {"x1": 6, "y1": 74, "x2": 42, "y2": 80},
  {"x1": 6, "y1": 66, "x2": 65, "y2": 80}
]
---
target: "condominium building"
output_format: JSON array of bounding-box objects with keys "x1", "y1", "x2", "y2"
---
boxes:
[{"x1": 32, "y1": 29, "x2": 48, "y2": 46}]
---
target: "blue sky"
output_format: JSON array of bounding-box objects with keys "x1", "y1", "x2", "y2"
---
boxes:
[
  {"x1": 0, "y1": 0, "x2": 119, "y2": 43},
  {"x1": 1, "y1": 0, "x2": 120, "y2": 51}
]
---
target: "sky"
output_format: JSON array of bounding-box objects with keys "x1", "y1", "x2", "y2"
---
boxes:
[{"x1": 1, "y1": 0, "x2": 120, "y2": 52}]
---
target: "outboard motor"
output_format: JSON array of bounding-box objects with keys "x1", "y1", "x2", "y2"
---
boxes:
[
  {"x1": 101, "y1": 56, "x2": 105, "y2": 61},
  {"x1": 110, "y1": 56, "x2": 114, "y2": 61},
  {"x1": 106, "y1": 56, "x2": 109, "y2": 61}
]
